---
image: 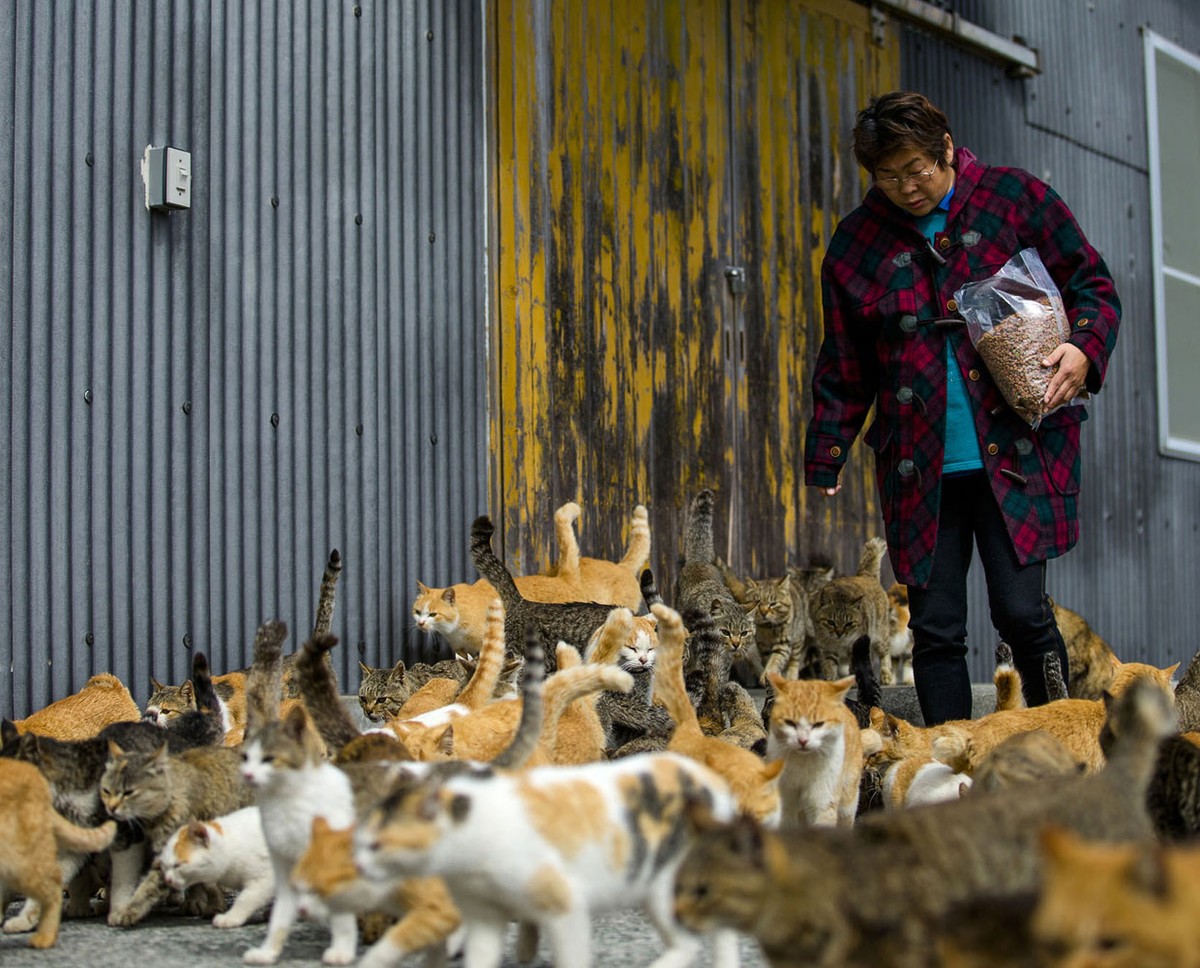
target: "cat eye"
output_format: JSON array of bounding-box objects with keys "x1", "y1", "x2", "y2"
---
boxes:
[{"x1": 812, "y1": 721, "x2": 825, "y2": 728}]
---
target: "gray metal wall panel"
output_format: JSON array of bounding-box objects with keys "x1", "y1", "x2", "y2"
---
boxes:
[
  {"x1": 898, "y1": 0, "x2": 1200, "y2": 681},
  {"x1": 1, "y1": 0, "x2": 487, "y2": 718}
]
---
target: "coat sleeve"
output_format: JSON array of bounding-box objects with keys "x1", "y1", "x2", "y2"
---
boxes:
[
  {"x1": 803, "y1": 254, "x2": 880, "y2": 487},
  {"x1": 1018, "y1": 180, "x2": 1121, "y2": 394}
]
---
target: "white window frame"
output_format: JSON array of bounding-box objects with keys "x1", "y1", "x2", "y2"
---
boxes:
[{"x1": 1146, "y1": 29, "x2": 1200, "y2": 460}]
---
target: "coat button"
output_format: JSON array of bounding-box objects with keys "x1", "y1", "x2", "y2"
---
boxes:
[
  {"x1": 829, "y1": 445, "x2": 842, "y2": 458},
  {"x1": 938, "y1": 236, "x2": 951, "y2": 250},
  {"x1": 1015, "y1": 438, "x2": 1033, "y2": 455},
  {"x1": 897, "y1": 387, "x2": 913, "y2": 404},
  {"x1": 946, "y1": 298, "x2": 959, "y2": 312},
  {"x1": 1076, "y1": 317, "x2": 1090, "y2": 326},
  {"x1": 986, "y1": 443, "x2": 999, "y2": 456},
  {"x1": 899, "y1": 314, "x2": 918, "y2": 333},
  {"x1": 897, "y1": 459, "x2": 916, "y2": 477},
  {"x1": 968, "y1": 368, "x2": 980, "y2": 381}
]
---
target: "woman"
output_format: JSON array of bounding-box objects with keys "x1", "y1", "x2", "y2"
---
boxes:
[{"x1": 803, "y1": 91, "x2": 1120, "y2": 725}]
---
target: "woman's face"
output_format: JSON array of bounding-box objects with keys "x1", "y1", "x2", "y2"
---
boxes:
[{"x1": 873, "y1": 134, "x2": 956, "y2": 217}]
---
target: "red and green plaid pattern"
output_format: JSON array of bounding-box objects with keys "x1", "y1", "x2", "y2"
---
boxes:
[{"x1": 804, "y1": 148, "x2": 1120, "y2": 587}]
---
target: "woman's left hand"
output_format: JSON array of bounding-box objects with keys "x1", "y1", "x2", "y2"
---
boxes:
[{"x1": 1042, "y1": 343, "x2": 1090, "y2": 410}]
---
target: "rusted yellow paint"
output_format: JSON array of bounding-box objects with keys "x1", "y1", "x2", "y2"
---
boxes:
[{"x1": 492, "y1": 0, "x2": 898, "y2": 580}]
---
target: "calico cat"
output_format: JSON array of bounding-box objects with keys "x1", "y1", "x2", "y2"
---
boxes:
[
  {"x1": 292, "y1": 817, "x2": 462, "y2": 968},
  {"x1": 541, "y1": 500, "x2": 652, "y2": 611},
  {"x1": 807, "y1": 536, "x2": 892, "y2": 684},
  {"x1": 673, "y1": 678, "x2": 1176, "y2": 968},
  {"x1": 652, "y1": 602, "x2": 784, "y2": 825},
  {"x1": 1033, "y1": 825, "x2": 1200, "y2": 968},
  {"x1": 0, "y1": 759, "x2": 117, "y2": 948},
  {"x1": 886, "y1": 582, "x2": 914, "y2": 685},
  {"x1": 100, "y1": 737, "x2": 255, "y2": 926},
  {"x1": 352, "y1": 751, "x2": 742, "y2": 968},
  {"x1": 1050, "y1": 598, "x2": 1117, "y2": 700},
  {"x1": 672, "y1": 490, "x2": 757, "y2": 681},
  {"x1": 157, "y1": 806, "x2": 274, "y2": 927},
  {"x1": 14, "y1": 673, "x2": 140, "y2": 741},
  {"x1": 765, "y1": 672, "x2": 867, "y2": 827},
  {"x1": 469, "y1": 515, "x2": 617, "y2": 669}
]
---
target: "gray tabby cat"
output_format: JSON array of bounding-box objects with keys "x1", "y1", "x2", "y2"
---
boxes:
[
  {"x1": 672, "y1": 489, "x2": 756, "y2": 682},
  {"x1": 357, "y1": 654, "x2": 521, "y2": 723},
  {"x1": 807, "y1": 536, "x2": 893, "y2": 684},
  {"x1": 469, "y1": 515, "x2": 616, "y2": 671},
  {"x1": 1172, "y1": 644, "x2": 1200, "y2": 733},
  {"x1": 674, "y1": 677, "x2": 1175, "y2": 968}
]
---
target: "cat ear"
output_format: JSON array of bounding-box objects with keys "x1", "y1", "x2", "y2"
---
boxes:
[
  {"x1": 830, "y1": 676, "x2": 856, "y2": 699},
  {"x1": 442, "y1": 587, "x2": 457, "y2": 605},
  {"x1": 417, "y1": 581, "x2": 430, "y2": 594},
  {"x1": 187, "y1": 821, "x2": 210, "y2": 847},
  {"x1": 151, "y1": 677, "x2": 166, "y2": 691},
  {"x1": 180, "y1": 680, "x2": 194, "y2": 702},
  {"x1": 107, "y1": 738, "x2": 126, "y2": 758},
  {"x1": 282, "y1": 704, "x2": 309, "y2": 740},
  {"x1": 358, "y1": 660, "x2": 371, "y2": 675},
  {"x1": 435, "y1": 725, "x2": 455, "y2": 757},
  {"x1": 0, "y1": 718, "x2": 19, "y2": 749},
  {"x1": 1110, "y1": 654, "x2": 1123, "y2": 669},
  {"x1": 765, "y1": 671, "x2": 787, "y2": 694},
  {"x1": 709, "y1": 597, "x2": 725, "y2": 616},
  {"x1": 390, "y1": 659, "x2": 407, "y2": 678},
  {"x1": 1165, "y1": 662, "x2": 1181, "y2": 678},
  {"x1": 884, "y1": 714, "x2": 903, "y2": 738}
]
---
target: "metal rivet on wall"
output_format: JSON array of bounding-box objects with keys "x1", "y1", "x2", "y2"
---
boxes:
[
  {"x1": 355, "y1": 424, "x2": 364, "y2": 436},
  {"x1": 84, "y1": 388, "x2": 92, "y2": 405},
  {"x1": 430, "y1": 434, "x2": 438, "y2": 445},
  {"x1": 182, "y1": 400, "x2": 191, "y2": 414},
  {"x1": 358, "y1": 640, "x2": 367, "y2": 656},
  {"x1": 428, "y1": 232, "x2": 436, "y2": 243},
  {"x1": 353, "y1": 4, "x2": 362, "y2": 17},
  {"x1": 270, "y1": 196, "x2": 279, "y2": 209},
  {"x1": 427, "y1": 30, "x2": 434, "y2": 41},
  {"x1": 355, "y1": 213, "x2": 363, "y2": 225},
  {"x1": 183, "y1": 634, "x2": 192, "y2": 649},
  {"x1": 270, "y1": 412, "x2": 280, "y2": 428},
  {"x1": 85, "y1": 152, "x2": 94, "y2": 167},
  {"x1": 84, "y1": 632, "x2": 94, "y2": 646}
]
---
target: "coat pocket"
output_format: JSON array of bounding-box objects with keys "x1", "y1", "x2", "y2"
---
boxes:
[{"x1": 1034, "y1": 407, "x2": 1084, "y2": 496}]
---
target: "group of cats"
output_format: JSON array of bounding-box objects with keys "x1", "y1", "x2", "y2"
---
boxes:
[{"x1": 3, "y1": 490, "x2": 1200, "y2": 968}]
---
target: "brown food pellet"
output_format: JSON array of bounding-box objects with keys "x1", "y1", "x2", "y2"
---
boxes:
[{"x1": 974, "y1": 299, "x2": 1070, "y2": 426}]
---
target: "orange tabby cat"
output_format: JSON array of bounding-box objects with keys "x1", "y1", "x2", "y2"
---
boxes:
[
  {"x1": 651, "y1": 602, "x2": 784, "y2": 825},
  {"x1": 15, "y1": 673, "x2": 140, "y2": 741},
  {"x1": 542, "y1": 501, "x2": 651, "y2": 611},
  {"x1": 292, "y1": 816, "x2": 461, "y2": 968},
  {"x1": 0, "y1": 759, "x2": 117, "y2": 948},
  {"x1": 1034, "y1": 825, "x2": 1200, "y2": 968}
]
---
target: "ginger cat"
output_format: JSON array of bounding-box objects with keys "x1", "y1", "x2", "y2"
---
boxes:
[
  {"x1": 1034, "y1": 825, "x2": 1200, "y2": 968},
  {"x1": 292, "y1": 816, "x2": 461, "y2": 968},
  {"x1": 15, "y1": 673, "x2": 140, "y2": 741},
  {"x1": 765, "y1": 672, "x2": 867, "y2": 826},
  {"x1": 652, "y1": 601, "x2": 784, "y2": 825},
  {"x1": 0, "y1": 759, "x2": 117, "y2": 948},
  {"x1": 541, "y1": 501, "x2": 651, "y2": 611}
]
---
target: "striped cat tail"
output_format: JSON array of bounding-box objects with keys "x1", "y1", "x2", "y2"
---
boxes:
[
  {"x1": 1044, "y1": 651, "x2": 1069, "y2": 702},
  {"x1": 537, "y1": 649, "x2": 634, "y2": 756},
  {"x1": 851, "y1": 635, "x2": 883, "y2": 712},
  {"x1": 456, "y1": 600, "x2": 508, "y2": 708},
  {"x1": 993, "y1": 642, "x2": 1027, "y2": 711},
  {"x1": 296, "y1": 633, "x2": 362, "y2": 756},
  {"x1": 469, "y1": 516, "x2": 526, "y2": 606},
  {"x1": 312, "y1": 548, "x2": 343, "y2": 637},
  {"x1": 618, "y1": 504, "x2": 652, "y2": 574},
  {"x1": 682, "y1": 490, "x2": 717, "y2": 565},
  {"x1": 855, "y1": 536, "x2": 889, "y2": 579},
  {"x1": 640, "y1": 568, "x2": 664, "y2": 609},
  {"x1": 492, "y1": 630, "x2": 545, "y2": 768}
]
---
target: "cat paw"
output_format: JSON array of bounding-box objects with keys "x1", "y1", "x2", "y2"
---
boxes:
[
  {"x1": 321, "y1": 946, "x2": 357, "y2": 966},
  {"x1": 242, "y1": 946, "x2": 281, "y2": 965},
  {"x1": 107, "y1": 906, "x2": 143, "y2": 928},
  {"x1": 2, "y1": 913, "x2": 37, "y2": 934},
  {"x1": 213, "y1": 912, "x2": 248, "y2": 929}
]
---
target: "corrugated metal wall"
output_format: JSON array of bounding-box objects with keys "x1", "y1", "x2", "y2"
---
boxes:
[
  {"x1": 490, "y1": 0, "x2": 898, "y2": 596},
  {"x1": 897, "y1": 0, "x2": 1200, "y2": 678},
  {"x1": 0, "y1": 1, "x2": 488, "y2": 718}
]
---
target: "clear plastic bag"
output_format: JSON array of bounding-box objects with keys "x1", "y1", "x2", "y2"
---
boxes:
[{"x1": 953, "y1": 247, "x2": 1076, "y2": 428}]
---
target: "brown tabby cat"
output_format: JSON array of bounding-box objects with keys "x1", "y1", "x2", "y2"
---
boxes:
[
  {"x1": 13, "y1": 673, "x2": 141, "y2": 741},
  {"x1": 1051, "y1": 598, "x2": 1118, "y2": 699},
  {"x1": 541, "y1": 500, "x2": 652, "y2": 610},
  {"x1": 808, "y1": 537, "x2": 893, "y2": 684},
  {"x1": 1033, "y1": 825, "x2": 1200, "y2": 968},
  {"x1": 0, "y1": 759, "x2": 117, "y2": 948},
  {"x1": 652, "y1": 602, "x2": 784, "y2": 824},
  {"x1": 145, "y1": 671, "x2": 248, "y2": 746},
  {"x1": 673, "y1": 678, "x2": 1175, "y2": 968},
  {"x1": 718, "y1": 560, "x2": 819, "y2": 686},
  {"x1": 1172, "y1": 643, "x2": 1200, "y2": 734},
  {"x1": 357, "y1": 657, "x2": 467, "y2": 723}
]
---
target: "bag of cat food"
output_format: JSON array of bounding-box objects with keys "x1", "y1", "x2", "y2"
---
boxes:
[{"x1": 953, "y1": 247, "x2": 1078, "y2": 429}]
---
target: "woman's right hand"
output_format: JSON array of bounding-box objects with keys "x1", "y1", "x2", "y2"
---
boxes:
[{"x1": 821, "y1": 485, "x2": 841, "y2": 497}]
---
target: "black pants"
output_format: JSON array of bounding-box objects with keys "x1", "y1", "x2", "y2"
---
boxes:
[{"x1": 908, "y1": 472, "x2": 1069, "y2": 726}]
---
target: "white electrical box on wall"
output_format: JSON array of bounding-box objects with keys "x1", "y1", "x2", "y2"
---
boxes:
[{"x1": 142, "y1": 145, "x2": 192, "y2": 211}]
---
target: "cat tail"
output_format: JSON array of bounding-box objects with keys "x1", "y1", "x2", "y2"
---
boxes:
[
  {"x1": 456, "y1": 601, "x2": 508, "y2": 708},
  {"x1": 296, "y1": 634, "x2": 362, "y2": 756},
  {"x1": 491, "y1": 630, "x2": 546, "y2": 769},
  {"x1": 714, "y1": 556, "x2": 748, "y2": 603},
  {"x1": 993, "y1": 643, "x2": 1026, "y2": 711},
  {"x1": 1044, "y1": 651, "x2": 1069, "y2": 703},
  {"x1": 618, "y1": 504, "x2": 652, "y2": 574},
  {"x1": 681, "y1": 489, "x2": 717, "y2": 565},
  {"x1": 244, "y1": 619, "x2": 289, "y2": 738},
  {"x1": 469, "y1": 516, "x2": 526, "y2": 608},
  {"x1": 313, "y1": 548, "x2": 343, "y2": 637},
  {"x1": 188, "y1": 651, "x2": 228, "y2": 746},
  {"x1": 851, "y1": 634, "x2": 883, "y2": 711},
  {"x1": 649, "y1": 602, "x2": 703, "y2": 740},
  {"x1": 537, "y1": 647, "x2": 634, "y2": 756},
  {"x1": 53, "y1": 815, "x2": 118, "y2": 855},
  {"x1": 855, "y1": 536, "x2": 889, "y2": 578},
  {"x1": 640, "y1": 568, "x2": 664, "y2": 609},
  {"x1": 931, "y1": 726, "x2": 974, "y2": 774},
  {"x1": 583, "y1": 608, "x2": 634, "y2": 665},
  {"x1": 551, "y1": 502, "x2": 583, "y2": 582}
]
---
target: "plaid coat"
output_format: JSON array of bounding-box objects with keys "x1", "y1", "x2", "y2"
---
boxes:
[{"x1": 804, "y1": 148, "x2": 1121, "y2": 587}]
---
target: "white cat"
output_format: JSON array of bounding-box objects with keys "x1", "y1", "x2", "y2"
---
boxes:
[
  {"x1": 157, "y1": 806, "x2": 274, "y2": 927},
  {"x1": 353, "y1": 752, "x2": 740, "y2": 968},
  {"x1": 240, "y1": 706, "x2": 358, "y2": 966}
]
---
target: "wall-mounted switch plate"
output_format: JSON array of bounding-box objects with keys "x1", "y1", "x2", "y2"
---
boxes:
[{"x1": 142, "y1": 145, "x2": 192, "y2": 211}]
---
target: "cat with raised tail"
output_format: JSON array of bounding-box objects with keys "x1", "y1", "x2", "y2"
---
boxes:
[{"x1": 807, "y1": 536, "x2": 892, "y2": 684}]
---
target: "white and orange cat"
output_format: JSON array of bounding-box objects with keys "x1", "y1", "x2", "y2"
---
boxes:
[
  {"x1": 765, "y1": 671, "x2": 867, "y2": 827},
  {"x1": 0, "y1": 759, "x2": 117, "y2": 948},
  {"x1": 14, "y1": 673, "x2": 140, "y2": 741}
]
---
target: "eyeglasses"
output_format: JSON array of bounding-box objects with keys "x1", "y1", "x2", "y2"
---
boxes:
[{"x1": 874, "y1": 158, "x2": 940, "y2": 192}]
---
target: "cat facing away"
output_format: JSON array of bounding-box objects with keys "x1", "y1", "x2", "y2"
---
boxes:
[
  {"x1": 807, "y1": 536, "x2": 893, "y2": 684},
  {"x1": 14, "y1": 673, "x2": 141, "y2": 741},
  {"x1": 672, "y1": 678, "x2": 1176, "y2": 968},
  {"x1": 1051, "y1": 598, "x2": 1118, "y2": 700},
  {"x1": 352, "y1": 750, "x2": 743, "y2": 968},
  {"x1": 157, "y1": 806, "x2": 274, "y2": 928}
]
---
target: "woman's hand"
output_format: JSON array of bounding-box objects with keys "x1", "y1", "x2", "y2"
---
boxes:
[
  {"x1": 820, "y1": 484, "x2": 841, "y2": 497},
  {"x1": 1042, "y1": 342, "x2": 1089, "y2": 410}
]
